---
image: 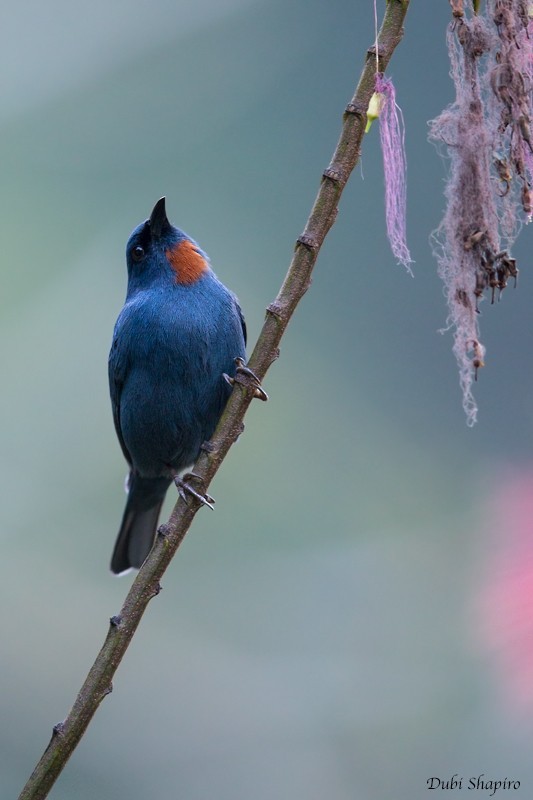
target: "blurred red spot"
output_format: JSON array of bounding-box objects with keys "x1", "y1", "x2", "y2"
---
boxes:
[{"x1": 477, "y1": 471, "x2": 533, "y2": 710}]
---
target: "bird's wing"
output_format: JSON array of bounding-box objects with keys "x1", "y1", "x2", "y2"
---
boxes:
[
  {"x1": 108, "y1": 332, "x2": 133, "y2": 467},
  {"x1": 234, "y1": 296, "x2": 247, "y2": 347}
]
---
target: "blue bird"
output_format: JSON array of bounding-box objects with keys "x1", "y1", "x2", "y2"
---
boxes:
[{"x1": 109, "y1": 198, "x2": 246, "y2": 574}]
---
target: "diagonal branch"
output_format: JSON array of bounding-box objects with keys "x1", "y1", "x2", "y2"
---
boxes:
[{"x1": 17, "y1": 3, "x2": 410, "y2": 798}]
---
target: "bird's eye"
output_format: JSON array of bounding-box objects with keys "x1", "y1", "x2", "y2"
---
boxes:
[{"x1": 132, "y1": 245, "x2": 145, "y2": 262}]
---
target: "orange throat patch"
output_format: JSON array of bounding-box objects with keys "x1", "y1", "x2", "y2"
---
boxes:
[{"x1": 166, "y1": 239, "x2": 208, "y2": 284}]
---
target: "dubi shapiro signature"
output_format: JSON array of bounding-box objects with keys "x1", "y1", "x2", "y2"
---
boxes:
[{"x1": 427, "y1": 775, "x2": 520, "y2": 796}]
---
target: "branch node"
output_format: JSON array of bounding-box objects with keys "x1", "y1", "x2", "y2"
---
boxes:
[
  {"x1": 366, "y1": 46, "x2": 385, "y2": 70},
  {"x1": 323, "y1": 166, "x2": 346, "y2": 184},
  {"x1": 109, "y1": 615, "x2": 122, "y2": 628},
  {"x1": 52, "y1": 722, "x2": 65, "y2": 738},
  {"x1": 200, "y1": 440, "x2": 216, "y2": 454},
  {"x1": 266, "y1": 301, "x2": 284, "y2": 320},
  {"x1": 297, "y1": 233, "x2": 319, "y2": 250},
  {"x1": 157, "y1": 523, "x2": 171, "y2": 538},
  {"x1": 150, "y1": 582, "x2": 163, "y2": 598},
  {"x1": 345, "y1": 101, "x2": 366, "y2": 117},
  {"x1": 233, "y1": 421, "x2": 245, "y2": 441}
]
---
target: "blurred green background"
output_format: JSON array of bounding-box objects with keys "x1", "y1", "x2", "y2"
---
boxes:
[{"x1": 2, "y1": 1, "x2": 532, "y2": 797}]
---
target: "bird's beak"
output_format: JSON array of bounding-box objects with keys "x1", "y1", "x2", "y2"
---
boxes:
[{"x1": 149, "y1": 197, "x2": 170, "y2": 238}]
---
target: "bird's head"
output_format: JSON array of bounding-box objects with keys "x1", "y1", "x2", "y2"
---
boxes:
[{"x1": 126, "y1": 197, "x2": 210, "y2": 287}]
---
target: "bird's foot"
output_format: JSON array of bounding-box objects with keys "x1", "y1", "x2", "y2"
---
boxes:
[
  {"x1": 174, "y1": 473, "x2": 215, "y2": 510},
  {"x1": 223, "y1": 357, "x2": 268, "y2": 401}
]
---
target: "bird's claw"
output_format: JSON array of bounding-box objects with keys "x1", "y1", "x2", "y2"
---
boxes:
[
  {"x1": 223, "y1": 357, "x2": 268, "y2": 401},
  {"x1": 174, "y1": 473, "x2": 215, "y2": 509}
]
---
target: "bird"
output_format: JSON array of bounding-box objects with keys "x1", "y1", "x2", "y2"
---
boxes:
[{"x1": 108, "y1": 197, "x2": 247, "y2": 574}]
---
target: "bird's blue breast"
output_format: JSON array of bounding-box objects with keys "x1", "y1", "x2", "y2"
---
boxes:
[{"x1": 109, "y1": 272, "x2": 245, "y2": 478}]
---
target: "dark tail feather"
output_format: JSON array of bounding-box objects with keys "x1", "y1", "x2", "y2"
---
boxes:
[{"x1": 111, "y1": 473, "x2": 171, "y2": 574}]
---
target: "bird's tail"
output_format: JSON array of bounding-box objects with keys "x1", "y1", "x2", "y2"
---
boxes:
[{"x1": 110, "y1": 473, "x2": 171, "y2": 574}]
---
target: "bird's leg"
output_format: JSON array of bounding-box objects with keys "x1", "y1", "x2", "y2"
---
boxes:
[
  {"x1": 174, "y1": 472, "x2": 215, "y2": 509},
  {"x1": 223, "y1": 357, "x2": 268, "y2": 401}
]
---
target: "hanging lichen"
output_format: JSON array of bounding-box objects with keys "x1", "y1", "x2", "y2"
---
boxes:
[{"x1": 429, "y1": 0, "x2": 532, "y2": 425}]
